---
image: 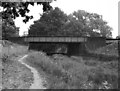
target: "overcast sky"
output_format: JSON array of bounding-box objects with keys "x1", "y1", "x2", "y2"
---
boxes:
[{"x1": 14, "y1": 0, "x2": 119, "y2": 38}]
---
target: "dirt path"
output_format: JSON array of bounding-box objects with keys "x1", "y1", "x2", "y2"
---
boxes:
[{"x1": 18, "y1": 54, "x2": 46, "y2": 89}]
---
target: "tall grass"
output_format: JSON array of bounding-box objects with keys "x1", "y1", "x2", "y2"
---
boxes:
[
  {"x1": 1, "y1": 40, "x2": 33, "y2": 89},
  {"x1": 1, "y1": 40, "x2": 28, "y2": 57},
  {"x1": 25, "y1": 52, "x2": 118, "y2": 89}
]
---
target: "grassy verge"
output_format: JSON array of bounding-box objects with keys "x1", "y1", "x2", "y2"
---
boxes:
[
  {"x1": 2, "y1": 55, "x2": 33, "y2": 89},
  {"x1": 2, "y1": 40, "x2": 28, "y2": 56},
  {"x1": 25, "y1": 52, "x2": 118, "y2": 89},
  {"x1": 1, "y1": 40, "x2": 33, "y2": 89}
]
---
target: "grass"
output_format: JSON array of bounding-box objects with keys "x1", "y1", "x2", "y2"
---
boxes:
[
  {"x1": 2, "y1": 55, "x2": 33, "y2": 89},
  {"x1": 82, "y1": 41, "x2": 119, "y2": 63},
  {"x1": 91, "y1": 41, "x2": 119, "y2": 57},
  {"x1": 2, "y1": 40, "x2": 28, "y2": 56},
  {"x1": 1, "y1": 40, "x2": 118, "y2": 89},
  {"x1": 25, "y1": 52, "x2": 118, "y2": 89},
  {"x1": 1, "y1": 40, "x2": 34, "y2": 89}
]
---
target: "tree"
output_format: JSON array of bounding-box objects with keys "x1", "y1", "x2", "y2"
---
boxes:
[
  {"x1": 1, "y1": 1, "x2": 53, "y2": 23},
  {"x1": 29, "y1": 9, "x2": 112, "y2": 38},
  {"x1": 61, "y1": 13, "x2": 86, "y2": 36},
  {"x1": 29, "y1": 7, "x2": 68, "y2": 36},
  {"x1": 64, "y1": 10, "x2": 112, "y2": 38},
  {"x1": 1, "y1": 0, "x2": 55, "y2": 38},
  {"x1": 2, "y1": 19, "x2": 19, "y2": 39}
]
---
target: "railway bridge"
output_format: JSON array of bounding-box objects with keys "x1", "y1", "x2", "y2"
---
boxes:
[{"x1": 24, "y1": 36, "x2": 106, "y2": 56}]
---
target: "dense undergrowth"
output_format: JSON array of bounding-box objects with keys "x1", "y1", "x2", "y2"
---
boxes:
[{"x1": 25, "y1": 52, "x2": 118, "y2": 89}]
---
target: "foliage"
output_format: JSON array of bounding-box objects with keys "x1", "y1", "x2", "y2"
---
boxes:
[
  {"x1": 0, "y1": 0, "x2": 55, "y2": 38},
  {"x1": 1, "y1": 1, "x2": 54, "y2": 23},
  {"x1": 29, "y1": 7, "x2": 68, "y2": 36},
  {"x1": 1, "y1": 1, "x2": 112, "y2": 38},
  {"x1": 29, "y1": 9, "x2": 112, "y2": 37},
  {"x1": 2, "y1": 18, "x2": 20, "y2": 39},
  {"x1": 2, "y1": 54, "x2": 33, "y2": 89},
  {"x1": 0, "y1": 11, "x2": 19, "y2": 39},
  {"x1": 94, "y1": 42, "x2": 118, "y2": 57},
  {"x1": 25, "y1": 52, "x2": 118, "y2": 89},
  {"x1": 64, "y1": 10, "x2": 112, "y2": 37}
]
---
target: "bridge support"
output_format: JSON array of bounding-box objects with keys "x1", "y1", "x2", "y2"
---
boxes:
[{"x1": 67, "y1": 43, "x2": 87, "y2": 56}]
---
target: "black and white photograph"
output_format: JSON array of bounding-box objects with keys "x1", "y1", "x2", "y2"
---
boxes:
[{"x1": 0, "y1": 0, "x2": 119, "y2": 90}]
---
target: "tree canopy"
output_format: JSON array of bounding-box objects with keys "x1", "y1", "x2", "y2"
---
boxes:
[
  {"x1": 29, "y1": 9, "x2": 113, "y2": 38},
  {"x1": 1, "y1": 1, "x2": 53, "y2": 23},
  {"x1": 1, "y1": 0, "x2": 55, "y2": 39},
  {"x1": 1, "y1": 0, "x2": 113, "y2": 38},
  {"x1": 2, "y1": 18, "x2": 19, "y2": 39},
  {"x1": 63, "y1": 10, "x2": 112, "y2": 37},
  {"x1": 29, "y1": 7, "x2": 68, "y2": 36}
]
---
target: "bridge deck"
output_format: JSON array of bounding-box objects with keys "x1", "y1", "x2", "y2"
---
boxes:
[{"x1": 24, "y1": 37, "x2": 87, "y2": 42}]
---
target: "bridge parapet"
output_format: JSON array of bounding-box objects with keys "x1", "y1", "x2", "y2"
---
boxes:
[{"x1": 24, "y1": 37, "x2": 87, "y2": 42}]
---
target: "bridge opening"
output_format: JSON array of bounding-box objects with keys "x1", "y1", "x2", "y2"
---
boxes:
[
  {"x1": 29, "y1": 42, "x2": 68, "y2": 55},
  {"x1": 29, "y1": 42, "x2": 88, "y2": 56}
]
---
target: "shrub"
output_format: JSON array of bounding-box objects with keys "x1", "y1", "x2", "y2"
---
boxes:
[{"x1": 2, "y1": 54, "x2": 9, "y2": 63}]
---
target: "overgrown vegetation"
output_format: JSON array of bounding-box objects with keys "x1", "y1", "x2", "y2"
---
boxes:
[
  {"x1": 25, "y1": 52, "x2": 118, "y2": 89},
  {"x1": 2, "y1": 40, "x2": 28, "y2": 56},
  {"x1": 2, "y1": 54, "x2": 33, "y2": 89},
  {"x1": 81, "y1": 41, "x2": 119, "y2": 62},
  {"x1": 1, "y1": 38, "x2": 118, "y2": 89},
  {"x1": 1, "y1": 40, "x2": 33, "y2": 89},
  {"x1": 95, "y1": 41, "x2": 119, "y2": 57}
]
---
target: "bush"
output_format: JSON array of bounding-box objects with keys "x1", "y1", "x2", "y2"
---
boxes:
[{"x1": 2, "y1": 54, "x2": 9, "y2": 63}]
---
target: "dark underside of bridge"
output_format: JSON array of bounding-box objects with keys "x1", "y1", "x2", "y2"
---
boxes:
[
  {"x1": 28, "y1": 37, "x2": 106, "y2": 56},
  {"x1": 29, "y1": 42, "x2": 87, "y2": 56}
]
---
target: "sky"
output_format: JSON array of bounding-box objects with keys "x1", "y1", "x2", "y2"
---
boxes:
[{"x1": 14, "y1": 0, "x2": 119, "y2": 38}]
